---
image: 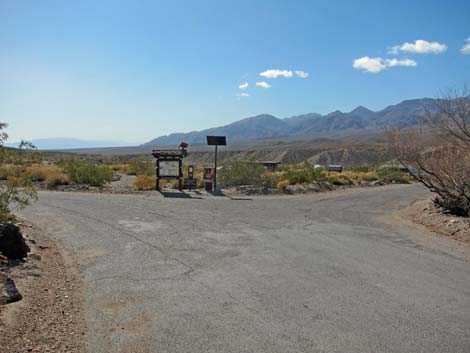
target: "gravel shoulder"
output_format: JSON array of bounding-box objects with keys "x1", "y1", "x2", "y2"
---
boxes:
[
  {"x1": 404, "y1": 199, "x2": 470, "y2": 245},
  {"x1": 0, "y1": 222, "x2": 86, "y2": 353}
]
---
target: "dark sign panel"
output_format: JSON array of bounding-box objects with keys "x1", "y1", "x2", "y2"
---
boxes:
[{"x1": 206, "y1": 136, "x2": 226, "y2": 146}]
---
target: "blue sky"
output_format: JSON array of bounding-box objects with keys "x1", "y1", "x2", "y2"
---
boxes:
[{"x1": 1, "y1": 0, "x2": 469, "y2": 144}]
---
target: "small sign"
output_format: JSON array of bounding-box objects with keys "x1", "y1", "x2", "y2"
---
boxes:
[{"x1": 159, "y1": 160, "x2": 180, "y2": 177}]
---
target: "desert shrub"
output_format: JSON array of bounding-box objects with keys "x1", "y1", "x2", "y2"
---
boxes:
[
  {"x1": 276, "y1": 179, "x2": 290, "y2": 189},
  {"x1": 0, "y1": 164, "x2": 22, "y2": 180},
  {"x1": 377, "y1": 166, "x2": 410, "y2": 184},
  {"x1": 109, "y1": 163, "x2": 130, "y2": 173},
  {"x1": 342, "y1": 171, "x2": 379, "y2": 184},
  {"x1": 127, "y1": 158, "x2": 154, "y2": 176},
  {"x1": 328, "y1": 173, "x2": 353, "y2": 186},
  {"x1": 351, "y1": 166, "x2": 370, "y2": 173},
  {"x1": 62, "y1": 160, "x2": 113, "y2": 187},
  {"x1": 0, "y1": 123, "x2": 37, "y2": 223},
  {"x1": 219, "y1": 161, "x2": 267, "y2": 187},
  {"x1": 388, "y1": 88, "x2": 470, "y2": 216},
  {"x1": 45, "y1": 174, "x2": 70, "y2": 189},
  {"x1": 26, "y1": 164, "x2": 62, "y2": 182},
  {"x1": 283, "y1": 166, "x2": 328, "y2": 185},
  {"x1": 133, "y1": 175, "x2": 156, "y2": 190},
  {"x1": 25, "y1": 164, "x2": 70, "y2": 189}
]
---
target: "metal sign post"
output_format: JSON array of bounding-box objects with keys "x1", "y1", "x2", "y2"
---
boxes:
[{"x1": 206, "y1": 136, "x2": 226, "y2": 191}]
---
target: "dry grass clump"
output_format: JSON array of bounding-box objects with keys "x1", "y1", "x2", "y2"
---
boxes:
[
  {"x1": 328, "y1": 173, "x2": 353, "y2": 186},
  {"x1": 45, "y1": 174, "x2": 70, "y2": 189},
  {"x1": 26, "y1": 164, "x2": 70, "y2": 188},
  {"x1": 276, "y1": 179, "x2": 290, "y2": 190},
  {"x1": 109, "y1": 164, "x2": 130, "y2": 173},
  {"x1": 132, "y1": 175, "x2": 156, "y2": 190},
  {"x1": 26, "y1": 164, "x2": 61, "y2": 182},
  {"x1": 342, "y1": 171, "x2": 379, "y2": 184}
]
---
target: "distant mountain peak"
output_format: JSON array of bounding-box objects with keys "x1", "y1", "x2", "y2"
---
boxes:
[{"x1": 351, "y1": 105, "x2": 373, "y2": 114}]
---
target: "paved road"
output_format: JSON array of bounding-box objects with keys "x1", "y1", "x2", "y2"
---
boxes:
[{"x1": 19, "y1": 184, "x2": 470, "y2": 353}]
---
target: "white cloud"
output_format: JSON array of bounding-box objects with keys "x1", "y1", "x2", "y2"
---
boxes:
[
  {"x1": 460, "y1": 38, "x2": 470, "y2": 55},
  {"x1": 236, "y1": 92, "x2": 250, "y2": 97},
  {"x1": 256, "y1": 81, "x2": 271, "y2": 88},
  {"x1": 353, "y1": 56, "x2": 417, "y2": 73},
  {"x1": 239, "y1": 82, "x2": 248, "y2": 90},
  {"x1": 353, "y1": 56, "x2": 386, "y2": 73},
  {"x1": 259, "y1": 69, "x2": 293, "y2": 79},
  {"x1": 295, "y1": 70, "x2": 309, "y2": 78},
  {"x1": 390, "y1": 39, "x2": 447, "y2": 54},
  {"x1": 385, "y1": 58, "x2": 417, "y2": 67}
]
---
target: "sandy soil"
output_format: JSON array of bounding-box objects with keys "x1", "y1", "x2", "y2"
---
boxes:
[{"x1": 0, "y1": 222, "x2": 85, "y2": 353}]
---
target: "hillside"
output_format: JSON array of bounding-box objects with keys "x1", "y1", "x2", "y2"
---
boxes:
[{"x1": 144, "y1": 98, "x2": 437, "y2": 146}]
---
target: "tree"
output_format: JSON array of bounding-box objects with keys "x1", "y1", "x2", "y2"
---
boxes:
[
  {"x1": 387, "y1": 89, "x2": 470, "y2": 216},
  {"x1": 0, "y1": 123, "x2": 37, "y2": 223}
]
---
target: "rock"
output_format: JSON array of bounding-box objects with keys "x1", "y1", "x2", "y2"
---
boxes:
[
  {"x1": 0, "y1": 223, "x2": 30, "y2": 259},
  {"x1": 30, "y1": 253, "x2": 42, "y2": 261},
  {"x1": 0, "y1": 272, "x2": 22, "y2": 304}
]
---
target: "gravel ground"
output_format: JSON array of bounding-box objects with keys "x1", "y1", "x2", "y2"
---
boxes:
[
  {"x1": 0, "y1": 222, "x2": 85, "y2": 353},
  {"x1": 406, "y1": 199, "x2": 470, "y2": 244}
]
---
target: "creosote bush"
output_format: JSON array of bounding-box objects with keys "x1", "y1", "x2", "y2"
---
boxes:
[
  {"x1": 61, "y1": 160, "x2": 113, "y2": 187},
  {"x1": 0, "y1": 123, "x2": 37, "y2": 223},
  {"x1": 281, "y1": 163, "x2": 328, "y2": 185},
  {"x1": 219, "y1": 161, "x2": 268, "y2": 187},
  {"x1": 377, "y1": 166, "x2": 411, "y2": 184},
  {"x1": 127, "y1": 158, "x2": 154, "y2": 176}
]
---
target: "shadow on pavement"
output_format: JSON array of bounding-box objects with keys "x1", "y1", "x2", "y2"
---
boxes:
[
  {"x1": 159, "y1": 191, "x2": 203, "y2": 199},
  {"x1": 207, "y1": 190, "x2": 226, "y2": 197}
]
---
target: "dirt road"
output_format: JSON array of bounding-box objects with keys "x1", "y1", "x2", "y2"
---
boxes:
[{"x1": 19, "y1": 184, "x2": 470, "y2": 353}]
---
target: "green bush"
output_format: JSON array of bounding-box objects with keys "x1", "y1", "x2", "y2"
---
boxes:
[
  {"x1": 62, "y1": 160, "x2": 113, "y2": 187},
  {"x1": 283, "y1": 166, "x2": 328, "y2": 185},
  {"x1": 351, "y1": 166, "x2": 370, "y2": 173},
  {"x1": 0, "y1": 164, "x2": 22, "y2": 181},
  {"x1": 127, "y1": 158, "x2": 154, "y2": 176},
  {"x1": 377, "y1": 166, "x2": 410, "y2": 184},
  {"x1": 219, "y1": 161, "x2": 267, "y2": 187},
  {"x1": 0, "y1": 123, "x2": 37, "y2": 223},
  {"x1": 328, "y1": 174, "x2": 353, "y2": 186}
]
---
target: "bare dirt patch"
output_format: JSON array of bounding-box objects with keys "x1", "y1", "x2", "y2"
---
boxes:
[
  {"x1": 406, "y1": 199, "x2": 470, "y2": 245},
  {"x1": 0, "y1": 222, "x2": 85, "y2": 353}
]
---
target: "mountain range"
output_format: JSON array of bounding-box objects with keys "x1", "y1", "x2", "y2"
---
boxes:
[{"x1": 144, "y1": 98, "x2": 437, "y2": 147}]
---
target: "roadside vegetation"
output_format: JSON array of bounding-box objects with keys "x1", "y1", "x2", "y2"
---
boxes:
[
  {"x1": 132, "y1": 175, "x2": 156, "y2": 190},
  {"x1": 126, "y1": 157, "x2": 154, "y2": 176},
  {"x1": 388, "y1": 88, "x2": 470, "y2": 217},
  {"x1": 219, "y1": 160, "x2": 410, "y2": 191},
  {"x1": 0, "y1": 123, "x2": 37, "y2": 223},
  {"x1": 60, "y1": 160, "x2": 114, "y2": 187}
]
